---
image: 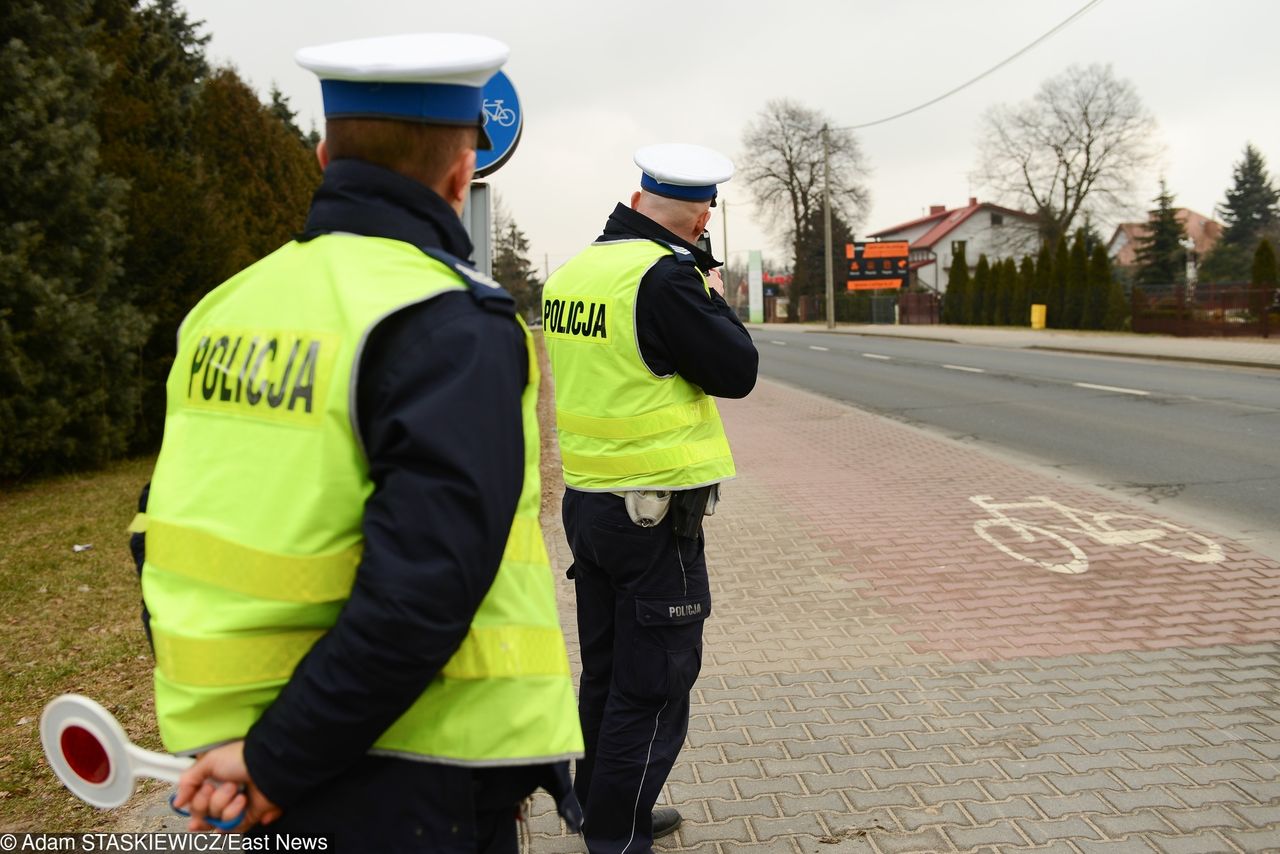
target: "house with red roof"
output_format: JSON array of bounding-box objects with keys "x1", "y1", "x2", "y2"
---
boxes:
[
  {"x1": 867, "y1": 198, "x2": 1038, "y2": 294},
  {"x1": 1107, "y1": 208, "x2": 1222, "y2": 276}
]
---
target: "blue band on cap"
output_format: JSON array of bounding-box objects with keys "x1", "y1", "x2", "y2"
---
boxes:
[
  {"x1": 320, "y1": 80, "x2": 482, "y2": 123},
  {"x1": 641, "y1": 172, "x2": 718, "y2": 202}
]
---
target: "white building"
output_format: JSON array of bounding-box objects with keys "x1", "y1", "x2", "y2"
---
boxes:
[{"x1": 867, "y1": 198, "x2": 1039, "y2": 294}]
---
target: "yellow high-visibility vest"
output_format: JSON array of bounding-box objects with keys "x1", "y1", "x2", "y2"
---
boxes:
[
  {"x1": 140, "y1": 233, "x2": 582, "y2": 764},
  {"x1": 543, "y1": 239, "x2": 735, "y2": 491}
]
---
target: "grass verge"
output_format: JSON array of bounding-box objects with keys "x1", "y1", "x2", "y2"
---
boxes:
[{"x1": 0, "y1": 457, "x2": 158, "y2": 831}]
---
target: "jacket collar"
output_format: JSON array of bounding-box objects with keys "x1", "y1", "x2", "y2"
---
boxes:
[
  {"x1": 598, "y1": 203, "x2": 720, "y2": 270},
  {"x1": 300, "y1": 158, "x2": 474, "y2": 260}
]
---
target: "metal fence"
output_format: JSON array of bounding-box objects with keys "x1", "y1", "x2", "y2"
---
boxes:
[
  {"x1": 766, "y1": 292, "x2": 940, "y2": 325},
  {"x1": 1131, "y1": 283, "x2": 1279, "y2": 338}
]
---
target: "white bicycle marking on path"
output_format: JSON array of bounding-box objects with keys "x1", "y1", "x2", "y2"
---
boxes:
[{"x1": 969, "y1": 494, "x2": 1225, "y2": 575}]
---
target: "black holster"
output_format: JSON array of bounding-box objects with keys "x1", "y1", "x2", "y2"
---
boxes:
[{"x1": 671, "y1": 486, "x2": 714, "y2": 539}]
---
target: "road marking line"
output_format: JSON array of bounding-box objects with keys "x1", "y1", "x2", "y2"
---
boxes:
[
  {"x1": 1073, "y1": 382, "x2": 1150, "y2": 396},
  {"x1": 862, "y1": 353, "x2": 891, "y2": 360},
  {"x1": 809, "y1": 345, "x2": 829, "y2": 351},
  {"x1": 770, "y1": 340, "x2": 787, "y2": 346},
  {"x1": 943, "y1": 364, "x2": 986, "y2": 373}
]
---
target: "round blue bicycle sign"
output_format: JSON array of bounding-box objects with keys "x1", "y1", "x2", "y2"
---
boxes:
[{"x1": 475, "y1": 71, "x2": 521, "y2": 178}]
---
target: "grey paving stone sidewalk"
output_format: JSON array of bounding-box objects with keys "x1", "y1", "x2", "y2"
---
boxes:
[{"x1": 525, "y1": 378, "x2": 1280, "y2": 853}]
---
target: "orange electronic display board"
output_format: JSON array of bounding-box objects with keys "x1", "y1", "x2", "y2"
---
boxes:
[{"x1": 845, "y1": 241, "x2": 909, "y2": 290}]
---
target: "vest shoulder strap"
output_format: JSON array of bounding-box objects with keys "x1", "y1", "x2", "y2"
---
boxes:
[
  {"x1": 659, "y1": 241, "x2": 699, "y2": 265},
  {"x1": 594, "y1": 238, "x2": 698, "y2": 267},
  {"x1": 419, "y1": 247, "x2": 516, "y2": 317}
]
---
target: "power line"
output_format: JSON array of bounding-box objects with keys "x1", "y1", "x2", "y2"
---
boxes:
[{"x1": 840, "y1": 0, "x2": 1106, "y2": 131}]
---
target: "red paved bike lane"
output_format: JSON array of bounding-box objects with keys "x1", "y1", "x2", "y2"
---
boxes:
[
  {"x1": 716, "y1": 379, "x2": 1280, "y2": 662},
  {"x1": 529, "y1": 376, "x2": 1280, "y2": 853}
]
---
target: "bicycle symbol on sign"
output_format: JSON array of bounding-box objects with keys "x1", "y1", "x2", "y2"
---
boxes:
[
  {"x1": 482, "y1": 99, "x2": 516, "y2": 128},
  {"x1": 969, "y1": 494, "x2": 1225, "y2": 575}
]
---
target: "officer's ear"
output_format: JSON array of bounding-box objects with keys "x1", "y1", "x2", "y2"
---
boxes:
[
  {"x1": 316, "y1": 138, "x2": 330, "y2": 170},
  {"x1": 694, "y1": 207, "x2": 712, "y2": 238},
  {"x1": 442, "y1": 147, "x2": 478, "y2": 216}
]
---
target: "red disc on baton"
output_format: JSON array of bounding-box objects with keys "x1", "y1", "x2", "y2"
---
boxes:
[
  {"x1": 61, "y1": 725, "x2": 111, "y2": 784},
  {"x1": 42, "y1": 692, "x2": 242, "y2": 828}
]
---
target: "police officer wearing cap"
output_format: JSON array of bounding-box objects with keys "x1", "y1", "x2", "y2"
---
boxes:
[
  {"x1": 542, "y1": 144, "x2": 758, "y2": 852},
  {"x1": 133, "y1": 34, "x2": 583, "y2": 851}
]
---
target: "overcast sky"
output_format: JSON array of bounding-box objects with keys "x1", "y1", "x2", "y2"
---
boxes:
[{"x1": 178, "y1": 0, "x2": 1279, "y2": 272}]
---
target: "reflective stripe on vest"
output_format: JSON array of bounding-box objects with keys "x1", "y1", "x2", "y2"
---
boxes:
[
  {"x1": 143, "y1": 234, "x2": 582, "y2": 763},
  {"x1": 152, "y1": 623, "x2": 569, "y2": 688},
  {"x1": 543, "y1": 239, "x2": 735, "y2": 490},
  {"x1": 142, "y1": 514, "x2": 543, "y2": 603}
]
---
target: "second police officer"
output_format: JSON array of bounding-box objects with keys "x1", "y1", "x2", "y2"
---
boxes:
[{"x1": 542, "y1": 143, "x2": 759, "y2": 853}]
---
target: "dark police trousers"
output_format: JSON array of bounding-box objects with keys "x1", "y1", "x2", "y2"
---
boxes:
[
  {"x1": 246, "y1": 756, "x2": 543, "y2": 853},
  {"x1": 564, "y1": 489, "x2": 711, "y2": 854}
]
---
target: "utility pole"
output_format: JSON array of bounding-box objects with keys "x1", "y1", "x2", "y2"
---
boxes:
[
  {"x1": 822, "y1": 124, "x2": 835, "y2": 330},
  {"x1": 721, "y1": 200, "x2": 729, "y2": 280}
]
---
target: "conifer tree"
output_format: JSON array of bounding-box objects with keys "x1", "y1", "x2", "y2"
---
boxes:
[
  {"x1": 1134, "y1": 180, "x2": 1188, "y2": 286},
  {"x1": 192, "y1": 69, "x2": 320, "y2": 277},
  {"x1": 1202, "y1": 145, "x2": 1280, "y2": 282},
  {"x1": 971, "y1": 255, "x2": 991, "y2": 325},
  {"x1": 1063, "y1": 230, "x2": 1089, "y2": 328},
  {"x1": 1105, "y1": 278, "x2": 1129, "y2": 330},
  {"x1": 1084, "y1": 243, "x2": 1112, "y2": 330},
  {"x1": 1050, "y1": 238, "x2": 1069, "y2": 327},
  {"x1": 944, "y1": 244, "x2": 969, "y2": 324},
  {"x1": 1002, "y1": 258, "x2": 1019, "y2": 326},
  {"x1": 792, "y1": 207, "x2": 854, "y2": 319},
  {"x1": 91, "y1": 0, "x2": 224, "y2": 449},
  {"x1": 988, "y1": 259, "x2": 1007, "y2": 324},
  {"x1": 1251, "y1": 238, "x2": 1277, "y2": 328},
  {"x1": 2, "y1": 1, "x2": 323, "y2": 474},
  {"x1": 993, "y1": 259, "x2": 1008, "y2": 324},
  {"x1": 1016, "y1": 256, "x2": 1035, "y2": 326},
  {"x1": 492, "y1": 196, "x2": 542, "y2": 320},
  {"x1": 1220, "y1": 144, "x2": 1279, "y2": 249},
  {"x1": 0, "y1": 0, "x2": 148, "y2": 476},
  {"x1": 270, "y1": 84, "x2": 309, "y2": 145}
]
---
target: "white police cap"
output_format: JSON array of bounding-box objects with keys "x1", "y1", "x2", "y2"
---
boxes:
[
  {"x1": 296, "y1": 33, "x2": 508, "y2": 149},
  {"x1": 634, "y1": 143, "x2": 734, "y2": 206}
]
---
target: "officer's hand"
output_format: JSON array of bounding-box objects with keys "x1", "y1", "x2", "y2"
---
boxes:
[
  {"x1": 174, "y1": 740, "x2": 283, "y2": 832},
  {"x1": 706, "y1": 268, "x2": 725, "y2": 297}
]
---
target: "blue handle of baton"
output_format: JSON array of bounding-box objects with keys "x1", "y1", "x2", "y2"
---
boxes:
[{"x1": 169, "y1": 792, "x2": 246, "y2": 831}]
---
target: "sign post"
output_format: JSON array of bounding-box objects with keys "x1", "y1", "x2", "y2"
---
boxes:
[
  {"x1": 748, "y1": 251, "x2": 764, "y2": 323},
  {"x1": 462, "y1": 185, "x2": 493, "y2": 277}
]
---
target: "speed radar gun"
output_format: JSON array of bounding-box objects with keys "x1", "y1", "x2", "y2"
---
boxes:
[{"x1": 41, "y1": 694, "x2": 242, "y2": 830}]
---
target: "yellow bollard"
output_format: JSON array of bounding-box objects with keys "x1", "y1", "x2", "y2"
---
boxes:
[{"x1": 1030, "y1": 304, "x2": 1047, "y2": 330}]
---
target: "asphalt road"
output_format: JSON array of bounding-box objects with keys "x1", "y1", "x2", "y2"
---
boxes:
[{"x1": 753, "y1": 326, "x2": 1280, "y2": 557}]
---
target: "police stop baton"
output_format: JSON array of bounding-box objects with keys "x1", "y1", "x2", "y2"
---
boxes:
[{"x1": 41, "y1": 694, "x2": 243, "y2": 830}]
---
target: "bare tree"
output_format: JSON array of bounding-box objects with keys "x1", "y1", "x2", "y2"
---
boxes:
[
  {"x1": 976, "y1": 64, "x2": 1158, "y2": 246},
  {"x1": 740, "y1": 99, "x2": 869, "y2": 297}
]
